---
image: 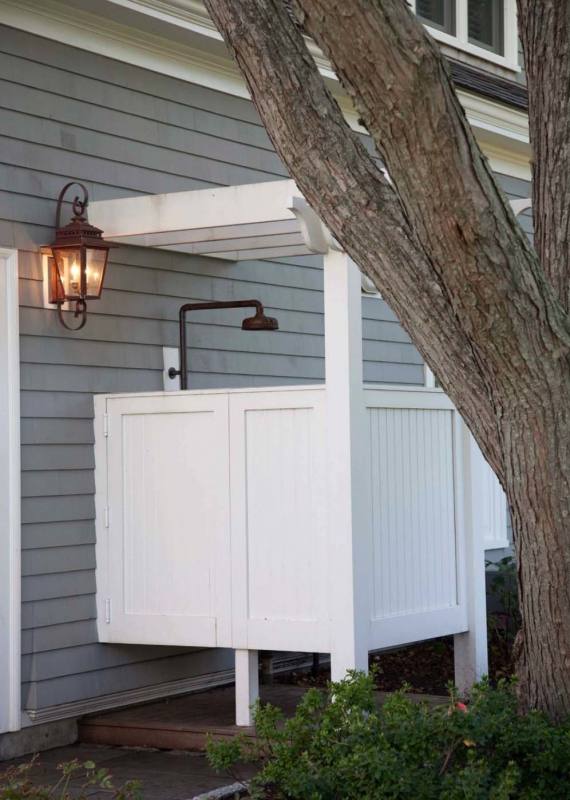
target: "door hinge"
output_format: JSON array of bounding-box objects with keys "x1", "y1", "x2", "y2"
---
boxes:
[
  {"x1": 103, "y1": 413, "x2": 109, "y2": 437},
  {"x1": 104, "y1": 505, "x2": 110, "y2": 528},
  {"x1": 105, "y1": 598, "x2": 111, "y2": 624}
]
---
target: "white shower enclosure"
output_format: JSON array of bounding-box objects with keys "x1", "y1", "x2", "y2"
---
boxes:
[{"x1": 91, "y1": 181, "x2": 505, "y2": 725}]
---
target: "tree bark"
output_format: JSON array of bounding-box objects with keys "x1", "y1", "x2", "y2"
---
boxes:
[{"x1": 204, "y1": 0, "x2": 570, "y2": 719}]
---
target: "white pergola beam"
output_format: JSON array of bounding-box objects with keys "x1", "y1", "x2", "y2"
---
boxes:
[
  {"x1": 89, "y1": 181, "x2": 332, "y2": 261},
  {"x1": 90, "y1": 180, "x2": 300, "y2": 239},
  {"x1": 107, "y1": 219, "x2": 301, "y2": 249}
]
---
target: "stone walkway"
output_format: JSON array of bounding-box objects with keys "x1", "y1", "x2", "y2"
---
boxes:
[{"x1": 1, "y1": 743, "x2": 241, "y2": 800}]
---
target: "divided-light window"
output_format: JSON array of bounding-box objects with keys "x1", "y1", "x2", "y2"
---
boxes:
[
  {"x1": 413, "y1": 0, "x2": 516, "y2": 67},
  {"x1": 417, "y1": 0, "x2": 456, "y2": 36}
]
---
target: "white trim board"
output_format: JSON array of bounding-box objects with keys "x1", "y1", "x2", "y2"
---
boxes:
[
  {"x1": 0, "y1": 0, "x2": 530, "y2": 164},
  {"x1": 0, "y1": 248, "x2": 21, "y2": 734}
]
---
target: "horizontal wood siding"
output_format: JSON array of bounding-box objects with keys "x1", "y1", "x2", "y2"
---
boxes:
[{"x1": 0, "y1": 23, "x2": 531, "y2": 715}]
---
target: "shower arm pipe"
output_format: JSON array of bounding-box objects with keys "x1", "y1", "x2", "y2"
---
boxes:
[{"x1": 175, "y1": 299, "x2": 265, "y2": 390}]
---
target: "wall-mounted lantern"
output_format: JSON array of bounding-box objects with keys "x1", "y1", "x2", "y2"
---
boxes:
[{"x1": 44, "y1": 182, "x2": 112, "y2": 330}]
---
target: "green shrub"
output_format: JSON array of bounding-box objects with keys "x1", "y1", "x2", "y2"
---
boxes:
[
  {"x1": 0, "y1": 756, "x2": 142, "y2": 800},
  {"x1": 207, "y1": 672, "x2": 570, "y2": 799}
]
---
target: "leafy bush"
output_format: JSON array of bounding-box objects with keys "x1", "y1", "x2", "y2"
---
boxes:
[
  {"x1": 0, "y1": 756, "x2": 142, "y2": 800},
  {"x1": 207, "y1": 672, "x2": 570, "y2": 799}
]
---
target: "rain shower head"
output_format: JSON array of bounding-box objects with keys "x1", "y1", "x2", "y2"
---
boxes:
[{"x1": 241, "y1": 307, "x2": 279, "y2": 331}]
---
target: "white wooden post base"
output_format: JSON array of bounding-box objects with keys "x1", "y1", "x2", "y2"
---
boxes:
[
  {"x1": 235, "y1": 649, "x2": 259, "y2": 726},
  {"x1": 454, "y1": 426, "x2": 489, "y2": 695}
]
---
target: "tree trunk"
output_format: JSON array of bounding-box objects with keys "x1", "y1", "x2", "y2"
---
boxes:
[{"x1": 204, "y1": 0, "x2": 570, "y2": 719}]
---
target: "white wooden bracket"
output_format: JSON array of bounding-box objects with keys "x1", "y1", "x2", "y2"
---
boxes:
[{"x1": 288, "y1": 196, "x2": 341, "y2": 253}]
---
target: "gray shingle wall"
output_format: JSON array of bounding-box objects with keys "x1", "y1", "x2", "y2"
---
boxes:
[{"x1": 0, "y1": 22, "x2": 532, "y2": 715}]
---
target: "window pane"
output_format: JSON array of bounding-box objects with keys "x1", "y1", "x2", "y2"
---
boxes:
[
  {"x1": 417, "y1": 0, "x2": 455, "y2": 35},
  {"x1": 468, "y1": 0, "x2": 504, "y2": 54}
]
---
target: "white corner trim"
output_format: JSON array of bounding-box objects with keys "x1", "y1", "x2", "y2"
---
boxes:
[{"x1": 0, "y1": 248, "x2": 21, "y2": 734}]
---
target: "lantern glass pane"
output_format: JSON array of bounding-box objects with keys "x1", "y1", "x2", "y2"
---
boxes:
[
  {"x1": 85, "y1": 248, "x2": 108, "y2": 298},
  {"x1": 54, "y1": 247, "x2": 83, "y2": 300}
]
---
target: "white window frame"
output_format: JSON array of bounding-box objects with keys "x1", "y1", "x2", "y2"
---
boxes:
[
  {"x1": 410, "y1": 0, "x2": 520, "y2": 73},
  {"x1": 0, "y1": 248, "x2": 21, "y2": 733}
]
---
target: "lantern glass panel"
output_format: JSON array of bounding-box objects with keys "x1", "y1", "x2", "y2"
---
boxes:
[
  {"x1": 53, "y1": 247, "x2": 83, "y2": 300},
  {"x1": 85, "y1": 247, "x2": 108, "y2": 298}
]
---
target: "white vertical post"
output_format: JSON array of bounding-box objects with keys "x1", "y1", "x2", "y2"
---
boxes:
[
  {"x1": 235, "y1": 649, "x2": 259, "y2": 727},
  {"x1": 454, "y1": 424, "x2": 489, "y2": 694},
  {"x1": 324, "y1": 250, "x2": 370, "y2": 681},
  {"x1": 0, "y1": 249, "x2": 21, "y2": 733}
]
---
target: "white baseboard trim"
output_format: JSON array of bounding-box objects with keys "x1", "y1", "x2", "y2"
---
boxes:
[{"x1": 24, "y1": 652, "x2": 316, "y2": 726}]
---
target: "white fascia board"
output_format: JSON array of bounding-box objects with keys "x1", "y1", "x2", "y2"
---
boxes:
[{"x1": 1, "y1": 0, "x2": 528, "y2": 160}]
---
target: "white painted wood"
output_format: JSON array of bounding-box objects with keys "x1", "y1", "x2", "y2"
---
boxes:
[
  {"x1": 97, "y1": 392, "x2": 232, "y2": 647},
  {"x1": 162, "y1": 346, "x2": 180, "y2": 391},
  {"x1": 510, "y1": 198, "x2": 532, "y2": 216},
  {"x1": 424, "y1": 364, "x2": 437, "y2": 388},
  {"x1": 454, "y1": 424, "x2": 489, "y2": 693},
  {"x1": 229, "y1": 387, "x2": 328, "y2": 653},
  {"x1": 94, "y1": 393, "x2": 110, "y2": 644},
  {"x1": 0, "y1": 248, "x2": 21, "y2": 733},
  {"x1": 324, "y1": 252, "x2": 370, "y2": 680},
  {"x1": 94, "y1": 382, "x2": 484, "y2": 683},
  {"x1": 470, "y1": 435, "x2": 509, "y2": 550},
  {"x1": 365, "y1": 389, "x2": 468, "y2": 651},
  {"x1": 235, "y1": 649, "x2": 259, "y2": 727},
  {"x1": 369, "y1": 408, "x2": 457, "y2": 616},
  {"x1": 89, "y1": 180, "x2": 315, "y2": 260}
]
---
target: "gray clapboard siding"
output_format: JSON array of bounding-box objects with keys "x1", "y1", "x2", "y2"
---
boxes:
[
  {"x1": 21, "y1": 419, "x2": 95, "y2": 446},
  {"x1": 21, "y1": 620, "x2": 98, "y2": 656},
  {"x1": 22, "y1": 520, "x2": 96, "y2": 551},
  {"x1": 22, "y1": 572, "x2": 97, "y2": 604},
  {"x1": 22, "y1": 496, "x2": 95, "y2": 526},
  {"x1": 26, "y1": 649, "x2": 235, "y2": 710},
  {"x1": 1, "y1": 23, "x2": 532, "y2": 716},
  {"x1": 20, "y1": 391, "x2": 95, "y2": 419},
  {"x1": 22, "y1": 545, "x2": 96, "y2": 577},
  {"x1": 21, "y1": 445, "x2": 95, "y2": 472},
  {"x1": 21, "y1": 594, "x2": 96, "y2": 630},
  {"x1": 22, "y1": 471, "x2": 95, "y2": 499}
]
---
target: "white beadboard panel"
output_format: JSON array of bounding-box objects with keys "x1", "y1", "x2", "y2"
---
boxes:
[
  {"x1": 368, "y1": 407, "x2": 458, "y2": 620},
  {"x1": 99, "y1": 392, "x2": 232, "y2": 648},
  {"x1": 229, "y1": 388, "x2": 328, "y2": 652},
  {"x1": 471, "y1": 435, "x2": 509, "y2": 550},
  {"x1": 244, "y1": 409, "x2": 320, "y2": 622}
]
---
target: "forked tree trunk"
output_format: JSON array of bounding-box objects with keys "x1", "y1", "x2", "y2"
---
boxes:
[{"x1": 204, "y1": 0, "x2": 570, "y2": 719}]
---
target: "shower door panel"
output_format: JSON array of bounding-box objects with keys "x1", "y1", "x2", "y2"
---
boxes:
[
  {"x1": 96, "y1": 392, "x2": 232, "y2": 648},
  {"x1": 229, "y1": 388, "x2": 329, "y2": 653}
]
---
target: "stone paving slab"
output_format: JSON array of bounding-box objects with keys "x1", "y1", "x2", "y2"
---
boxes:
[{"x1": 1, "y1": 743, "x2": 237, "y2": 800}]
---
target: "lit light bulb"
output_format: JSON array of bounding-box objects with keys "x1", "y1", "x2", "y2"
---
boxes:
[{"x1": 70, "y1": 260, "x2": 80, "y2": 292}]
